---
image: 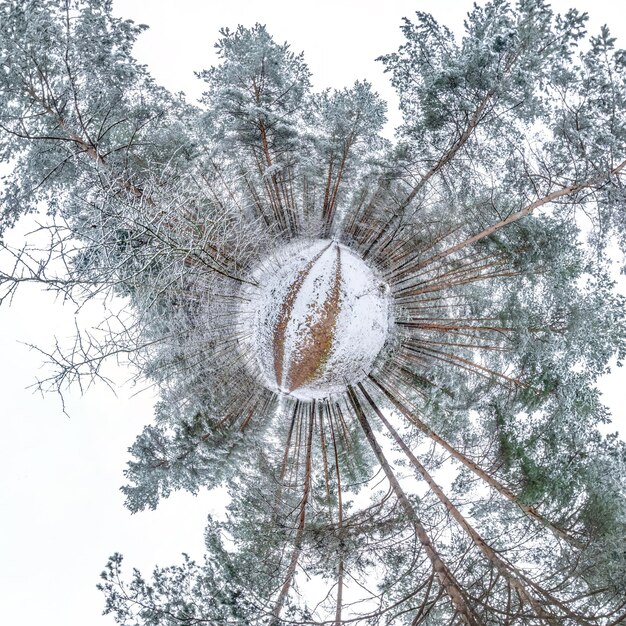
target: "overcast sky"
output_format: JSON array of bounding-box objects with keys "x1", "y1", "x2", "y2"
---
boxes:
[{"x1": 1, "y1": 2, "x2": 624, "y2": 625}]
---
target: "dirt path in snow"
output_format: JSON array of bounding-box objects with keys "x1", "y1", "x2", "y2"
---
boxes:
[
  {"x1": 273, "y1": 242, "x2": 333, "y2": 388},
  {"x1": 286, "y1": 245, "x2": 342, "y2": 392}
]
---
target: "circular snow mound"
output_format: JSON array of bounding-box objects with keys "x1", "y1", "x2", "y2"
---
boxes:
[{"x1": 241, "y1": 239, "x2": 389, "y2": 400}]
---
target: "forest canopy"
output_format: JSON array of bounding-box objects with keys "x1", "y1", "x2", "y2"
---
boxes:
[{"x1": 1, "y1": 0, "x2": 626, "y2": 624}]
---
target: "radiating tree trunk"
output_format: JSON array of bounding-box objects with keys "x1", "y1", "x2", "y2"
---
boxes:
[
  {"x1": 347, "y1": 386, "x2": 484, "y2": 626},
  {"x1": 270, "y1": 403, "x2": 315, "y2": 624},
  {"x1": 358, "y1": 382, "x2": 562, "y2": 623},
  {"x1": 404, "y1": 159, "x2": 626, "y2": 276},
  {"x1": 328, "y1": 400, "x2": 345, "y2": 626},
  {"x1": 368, "y1": 374, "x2": 585, "y2": 548},
  {"x1": 271, "y1": 402, "x2": 299, "y2": 525}
]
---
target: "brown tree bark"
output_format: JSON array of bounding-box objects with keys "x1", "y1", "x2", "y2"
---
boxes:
[
  {"x1": 347, "y1": 386, "x2": 484, "y2": 626},
  {"x1": 368, "y1": 374, "x2": 585, "y2": 548},
  {"x1": 327, "y1": 401, "x2": 345, "y2": 626},
  {"x1": 358, "y1": 382, "x2": 568, "y2": 624},
  {"x1": 402, "y1": 159, "x2": 626, "y2": 278},
  {"x1": 270, "y1": 403, "x2": 315, "y2": 624}
]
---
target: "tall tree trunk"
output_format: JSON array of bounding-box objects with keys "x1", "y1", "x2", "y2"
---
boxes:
[
  {"x1": 271, "y1": 402, "x2": 299, "y2": 524},
  {"x1": 328, "y1": 402, "x2": 345, "y2": 626},
  {"x1": 363, "y1": 90, "x2": 497, "y2": 258},
  {"x1": 358, "y1": 382, "x2": 564, "y2": 624},
  {"x1": 347, "y1": 386, "x2": 484, "y2": 626},
  {"x1": 403, "y1": 159, "x2": 626, "y2": 277},
  {"x1": 271, "y1": 403, "x2": 315, "y2": 624},
  {"x1": 368, "y1": 375, "x2": 584, "y2": 548},
  {"x1": 334, "y1": 553, "x2": 344, "y2": 626}
]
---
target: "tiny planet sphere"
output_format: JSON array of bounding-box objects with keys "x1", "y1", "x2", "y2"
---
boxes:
[{"x1": 240, "y1": 239, "x2": 389, "y2": 400}]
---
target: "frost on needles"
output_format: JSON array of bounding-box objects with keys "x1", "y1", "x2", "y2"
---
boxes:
[{"x1": 1, "y1": 1, "x2": 626, "y2": 624}]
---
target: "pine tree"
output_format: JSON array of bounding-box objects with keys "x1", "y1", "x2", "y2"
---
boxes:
[{"x1": 1, "y1": 1, "x2": 626, "y2": 624}]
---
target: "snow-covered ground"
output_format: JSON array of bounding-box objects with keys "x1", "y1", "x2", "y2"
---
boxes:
[{"x1": 239, "y1": 239, "x2": 390, "y2": 399}]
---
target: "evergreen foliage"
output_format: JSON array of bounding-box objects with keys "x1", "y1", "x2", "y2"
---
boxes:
[{"x1": 1, "y1": 1, "x2": 625, "y2": 624}]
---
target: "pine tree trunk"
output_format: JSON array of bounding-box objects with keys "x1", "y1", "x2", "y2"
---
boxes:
[
  {"x1": 270, "y1": 404, "x2": 315, "y2": 624},
  {"x1": 347, "y1": 386, "x2": 484, "y2": 626},
  {"x1": 328, "y1": 402, "x2": 345, "y2": 626},
  {"x1": 408, "y1": 159, "x2": 626, "y2": 275},
  {"x1": 368, "y1": 375, "x2": 584, "y2": 548},
  {"x1": 358, "y1": 382, "x2": 556, "y2": 622}
]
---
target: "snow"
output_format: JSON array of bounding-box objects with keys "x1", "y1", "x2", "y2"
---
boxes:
[{"x1": 238, "y1": 239, "x2": 390, "y2": 399}]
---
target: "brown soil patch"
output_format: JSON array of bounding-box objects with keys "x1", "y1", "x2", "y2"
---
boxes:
[
  {"x1": 273, "y1": 242, "x2": 333, "y2": 388},
  {"x1": 286, "y1": 245, "x2": 342, "y2": 392}
]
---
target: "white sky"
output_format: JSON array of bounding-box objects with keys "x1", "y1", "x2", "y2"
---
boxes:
[{"x1": 0, "y1": 2, "x2": 624, "y2": 625}]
